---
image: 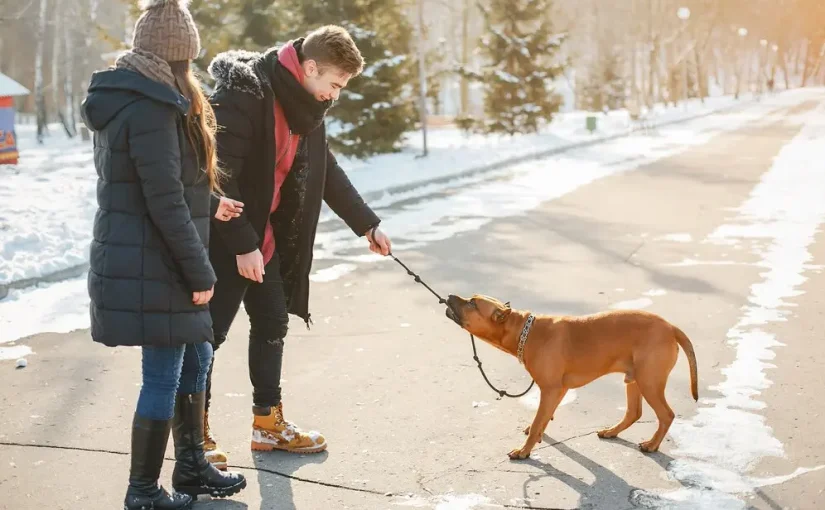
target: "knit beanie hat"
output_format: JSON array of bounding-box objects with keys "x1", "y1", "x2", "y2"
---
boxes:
[{"x1": 132, "y1": 0, "x2": 201, "y2": 62}]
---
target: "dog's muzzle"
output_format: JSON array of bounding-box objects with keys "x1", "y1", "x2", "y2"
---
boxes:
[{"x1": 445, "y1": 295, "x2": 462, "y2": 326}]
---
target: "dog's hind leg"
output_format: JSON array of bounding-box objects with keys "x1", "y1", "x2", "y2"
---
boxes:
[
  {"x1": 637, "y1": 377, "x2": 675, "y2": 453},
  {"x1": 509, "y1": 386, "x2": 566, "y2": 460},
  {"x1": 597, "y1": 381, "x2": 642, "y2": 439}
]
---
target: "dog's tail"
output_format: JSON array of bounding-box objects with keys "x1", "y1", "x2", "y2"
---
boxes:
[{"x1": 673, "y1": 326, "x2": 698, "y2": 401}]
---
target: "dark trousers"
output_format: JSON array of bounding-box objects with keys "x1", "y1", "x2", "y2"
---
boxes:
[{"x1": 206, "y1": 249, "x2": 289, "y2": 412}]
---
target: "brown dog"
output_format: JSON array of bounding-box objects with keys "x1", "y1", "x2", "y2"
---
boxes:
[{"x1": 445, "y1": 294, "x2": 697, "y2": 460}]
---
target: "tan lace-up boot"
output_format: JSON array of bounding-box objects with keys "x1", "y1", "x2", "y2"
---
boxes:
[
  {"x1": 251, "y1": 403, "x2": 327, "y2": 454},
  {"x1": 203, "y1": 412, "x2": 228, "y2": 471}
]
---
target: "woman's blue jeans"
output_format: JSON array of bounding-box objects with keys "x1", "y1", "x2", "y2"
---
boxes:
[{"x1": 136, "y1": 342, "x2": 214, "y2": 421}]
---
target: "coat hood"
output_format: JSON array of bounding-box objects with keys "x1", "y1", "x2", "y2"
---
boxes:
[
  {"x1": 80, "y1": 68, "x2": 189, "y2": 131},
  {"x1": 207, "y1": 49, "x2": 270, "y2": 99}
]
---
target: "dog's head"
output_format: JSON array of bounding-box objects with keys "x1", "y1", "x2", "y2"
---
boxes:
[{"x1": 446, "y1": 294, "x2": 513, "y2": 346}]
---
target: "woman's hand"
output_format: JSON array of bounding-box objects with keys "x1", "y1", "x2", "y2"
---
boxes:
[
  {"x1": 193, "y1": 285, "x2": 214, "y2": 305},
  {"x1": 215, "y1": 197, "x2": 244, "y2": 222}
]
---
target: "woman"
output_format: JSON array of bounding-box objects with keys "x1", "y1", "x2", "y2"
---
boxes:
[{"x1": 80, "y1": 1, "x2": 247, "y2": 508}]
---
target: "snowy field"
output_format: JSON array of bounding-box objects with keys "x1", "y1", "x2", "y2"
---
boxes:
[{"x1": 0, "y1": 88, "x2": 819, "y2": 355}]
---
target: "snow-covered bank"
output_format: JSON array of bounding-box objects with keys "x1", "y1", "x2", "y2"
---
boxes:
[
  {"x1": 0, "y1": 89, "x2": 793, "y2": 292},
  {"x1": 311, "y1": 88, "x2": 822, "y2": 264}
]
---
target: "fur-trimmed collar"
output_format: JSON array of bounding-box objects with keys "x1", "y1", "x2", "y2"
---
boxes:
[{"x1": 207, "y1": 47, "x2": 280, "y2": 99}]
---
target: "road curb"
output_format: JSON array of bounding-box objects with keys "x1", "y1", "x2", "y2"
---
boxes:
[{"x1": 0, "y1": 262, "x2": 89, "y2": 300}]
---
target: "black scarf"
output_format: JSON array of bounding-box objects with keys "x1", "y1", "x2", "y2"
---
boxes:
[{"x1": 265, "y1": 40, "x2": 332, "y2": 135}]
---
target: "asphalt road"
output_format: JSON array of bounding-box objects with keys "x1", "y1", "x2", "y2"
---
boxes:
[{"x1": 2, "y1": 93, "x2": 825, "y2": 510}]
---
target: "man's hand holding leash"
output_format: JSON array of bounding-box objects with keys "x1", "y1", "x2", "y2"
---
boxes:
[{"x1": 366, "y1": 225, "x2": 392, "y2": 256}]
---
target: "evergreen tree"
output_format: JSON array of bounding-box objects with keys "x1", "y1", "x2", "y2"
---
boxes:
[
  {"x1": 470, "y1": 0, "x2": 565, "y2": 135},
  {"x1": 188, "y1": 0, "x2": 298, "y2": 71},
  {"x1": 579, "y1": 43, "x2": 626, "y2": 113},
  {"x1": 294, "y1": 0, "x2": 417, "y2": 159},
  {"x1": 601, "y1": 45, "x2": 626, "y2": 111}
]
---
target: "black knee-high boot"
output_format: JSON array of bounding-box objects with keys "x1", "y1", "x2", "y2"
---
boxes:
[
  {"x1": 171, "y1": 392, "x2": 247, "y2": 498},
  {"x1": 124, "y1": 415, "x2": 193, "y2": 510}
]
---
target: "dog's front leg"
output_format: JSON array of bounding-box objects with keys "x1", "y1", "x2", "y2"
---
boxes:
[
  {"x1": 509, "y1": 387, "x2": 565, "y2": 460},
  {"x1": 524, "y1": 388, "x2": 568, "y2": 438}
]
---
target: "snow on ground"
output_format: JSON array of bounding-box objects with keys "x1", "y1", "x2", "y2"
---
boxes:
[
  {"x1": 341, "y1": 92, "x2": 768, "y2": 197},
  {"x1": 311, "y1": 89, "x2": 820, "y2": 264},
  {"x1": 0, "y1": 88, "x2": 821, "y2": 349},
  {"x1": 0, "y1": 126, "x2": 96, "y2": 287},
  {"x1": 629, "y1": 101, "x2": 825, "y2": 508},
  {"x1": 0, "y1": 90, "x2": 773, "y2": 289}
]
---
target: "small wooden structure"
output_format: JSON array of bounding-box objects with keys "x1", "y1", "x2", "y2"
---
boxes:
[{"x1": 0, "y1": 72, "x2": 30, "y2": 165}]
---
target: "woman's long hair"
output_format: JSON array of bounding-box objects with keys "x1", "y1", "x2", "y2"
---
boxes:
[{"x1": 169, "y1": 60, "x2": 223, "y2": 194}]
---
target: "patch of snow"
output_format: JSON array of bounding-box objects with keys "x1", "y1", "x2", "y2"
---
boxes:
[
  {"x1": 609, "y1": 298, "x2": 653, "y2": 310},
  {"x1": 0, "y1": 274, "x2": 89, "y2": 344},
  {"x1": 0, "y1": 125, "x2": 95, "y2": 286},
  {"x1": 664, "y1": 258, "x2": 753, "y2": 267},
  {"x1": 309, "y1": 263, "x2": 356, "y2": 282},
  {"x1": 658, "y1": 232, "x2": 693, "y2": 242},
  {"x1": 392, "y1": 493, "x2": 495, "y2": 509},
  {"x1": 494, "y1": 70, "x2": 520, "y2": 84},
  {"x1": 643, "y1": 289, "x2": 667, "y2": 297},
  {"x1": 520, "y1": 387, "x2": 577, "y2": 410},
  {"x1": 635, "y1": 100, "x2": 825, "y2": 508},
  {"x1": 0, "y1": 345, "x2": 32, "y2": 361}
]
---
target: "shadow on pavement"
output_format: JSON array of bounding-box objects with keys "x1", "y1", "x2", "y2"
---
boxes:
[
  {"x1": 253, "y1": 450, "x2": 329, "y2": 510},
  {"x1": 508, "y1": 433, "x2": 684, "y2": 510}
]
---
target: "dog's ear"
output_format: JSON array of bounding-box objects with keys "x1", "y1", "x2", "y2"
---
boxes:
[{"x1": 493, "y1": 304, "x2": 512, "y2": 323}]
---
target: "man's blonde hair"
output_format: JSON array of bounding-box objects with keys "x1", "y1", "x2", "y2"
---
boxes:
[{"x1": 301, "y1": 25, "x2": 365, "y2": 77}]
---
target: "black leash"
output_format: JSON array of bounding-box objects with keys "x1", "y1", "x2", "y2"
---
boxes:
[{"x1": 389, "y1": 252, "x2": 535, "y2": 399}]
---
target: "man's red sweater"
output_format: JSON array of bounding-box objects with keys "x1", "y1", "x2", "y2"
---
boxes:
[{"x1": 260, "y1": 42, "x2": 303, "y2": 266}]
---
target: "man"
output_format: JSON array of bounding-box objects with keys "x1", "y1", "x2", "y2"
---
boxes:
[{"x1": 204, "y1": 25, "x2": 392, "y2": 468}]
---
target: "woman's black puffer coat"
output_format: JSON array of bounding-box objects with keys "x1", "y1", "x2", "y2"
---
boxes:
[{"x1": 81, "y1": 68, "x2": 217, "y2": 348}]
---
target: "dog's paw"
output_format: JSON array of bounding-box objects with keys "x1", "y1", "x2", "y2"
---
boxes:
[
  {"x1": 638, "y1": 441, "x2": 659, "y2": 453},
  {"x1": 597, "y1": 428, "x2": 618, "y2": 439},
  {"x1": 507, "y1": 447, "x2": 531, "y2": 460}
]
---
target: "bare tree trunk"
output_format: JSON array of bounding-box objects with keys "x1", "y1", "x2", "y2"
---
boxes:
[
  {"x1": 52, "y1": 0, "x2": 63, "y2": 123},
  {"x1": 415, "y1": 0, "x2": 428, "y2": 157},
  {"x1": 62, "y1": 1, "x2": 76, "y2": 137},
  {"x1": 781, "y1": 46, "x2": 792, "y2": 89},
  {"x1": 82, "y1": 0, "x2": 99, "y2": 90},
  {"x1": 629, "y1": 0, "x2": 638, "y2": 106},
  {"x1": 460, "y1": 0, "x2": 470, "y2": 115},
  {"x1": 693, "y1": 46, "x2": 705, "y2": 100},
  {"x1": 34, "y1": 0, "x2": 49, "y2": 143}
]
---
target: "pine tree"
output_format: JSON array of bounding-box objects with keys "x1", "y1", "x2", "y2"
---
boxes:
[
  {"x1": 293, "y1": 0, "x2": 417, "y2": 158},
  {"x1": 579, "y1": 43, "x2": 626, "y2": 113},
  {"x1": 470, "y1": 0, "x2": 565, "y2": 135},
  {"x1": 601, "y1": 45, "x2": 626, "y2": 111},
  {"x1": 188, "y1": 0, "x2": 298, "y2": 70}
]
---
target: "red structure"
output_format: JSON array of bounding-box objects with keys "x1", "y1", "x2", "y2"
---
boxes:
[{"x1": 0, "y1": 72, "x2": 30, "y2": 165}]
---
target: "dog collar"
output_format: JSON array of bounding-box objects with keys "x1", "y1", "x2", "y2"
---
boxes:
[{"x1": 517, "y1": 314, "x2": 536, "y2": 365}]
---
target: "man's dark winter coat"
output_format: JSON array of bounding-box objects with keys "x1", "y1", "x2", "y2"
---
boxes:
[{"x1": 207, "y1": 48, "x2": 380, "y2": 325}]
